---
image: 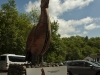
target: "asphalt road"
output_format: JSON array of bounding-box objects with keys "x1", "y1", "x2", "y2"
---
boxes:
[{"x1": 0, "y1": 71, "x2": 7, "y2": 75}]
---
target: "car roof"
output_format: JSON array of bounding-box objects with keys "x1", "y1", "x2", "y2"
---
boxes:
[
  {"x1": 0, "y1": 54, "x2": 25, "y2": 57},
  {"x1": 1, "y1": 54, "x2": 15, "y2": 55},
  {"x1": 66, "y1": 60, "x2": 90, "y2": 62}
]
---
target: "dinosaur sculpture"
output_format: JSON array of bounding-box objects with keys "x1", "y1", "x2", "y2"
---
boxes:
[{"x1": 25, "y1": 0, "x2": 51, "y2": 65}]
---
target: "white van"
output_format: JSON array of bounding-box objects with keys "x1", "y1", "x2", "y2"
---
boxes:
[{"x1": 0, "y1": 54, "x2": 27, "y2": 71}]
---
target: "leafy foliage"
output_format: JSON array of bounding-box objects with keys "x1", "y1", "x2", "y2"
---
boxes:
[{"x1": 0, "y1": 0, "x2": 32, "y2": 55}]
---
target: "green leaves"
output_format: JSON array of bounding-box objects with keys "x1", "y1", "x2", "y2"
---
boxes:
[{"x1": 0, "y1": 0, "x2": 32, "y2": 55}]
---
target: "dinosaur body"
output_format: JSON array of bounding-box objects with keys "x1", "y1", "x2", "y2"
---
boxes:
[{"x1": 25, "y1": 0, "x2": 51, "y2": 65}]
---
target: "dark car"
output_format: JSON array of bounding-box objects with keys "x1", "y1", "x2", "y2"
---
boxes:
[
  {"x1": 92, "y1": 61, "x2": 100, "y2": 66},
  {"x1": 64, "y1": 60, "x2": 100, "y2": 75}
]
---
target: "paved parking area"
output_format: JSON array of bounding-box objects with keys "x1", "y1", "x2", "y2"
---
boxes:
[{"x1": 0, "y1": 71, "x2": 7, "y2": 75}]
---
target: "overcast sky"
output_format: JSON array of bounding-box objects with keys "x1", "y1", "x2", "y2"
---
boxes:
[{"x1": 0, "y1": 0, "x2": 100, "y2": 38}]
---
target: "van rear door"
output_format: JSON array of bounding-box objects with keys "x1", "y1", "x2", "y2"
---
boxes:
[{"x1": 0, "y1": 56, "x2": 7, "y2": 70}]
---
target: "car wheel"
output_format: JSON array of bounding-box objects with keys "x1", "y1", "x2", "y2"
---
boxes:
[
  {"x1": 96, "y1": 72, "x2": 100, "y2": 75},
  {"x1": 67, "y1": 71, "x2": 72, "y2": 75}
]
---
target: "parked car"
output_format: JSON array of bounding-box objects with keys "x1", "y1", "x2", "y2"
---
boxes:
[
  {"x1": 92, "y1": 61, "x2": 100, "y2": 66},
  {"x1": 64, "y1": 60, "x2": 100, "y2": 75},
  {"x1": 0, "y1": 54, "x2": 27, "y2": 71}
]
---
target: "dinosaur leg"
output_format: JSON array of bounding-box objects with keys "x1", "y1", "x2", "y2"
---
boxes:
[
  {"x1": 39, "y1": 55, "x2": 43, "y2": 64},
  {"x1": 31, "y1": 54, "x2": 37, "y2": 66}
]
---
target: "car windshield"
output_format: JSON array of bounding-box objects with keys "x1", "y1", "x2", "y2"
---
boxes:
[
  {"x1": 91, "y1": 61, "x2": 100, "y2": 66},
  {"x1": 87, "y1": 61, "x2": 100, "y2": 67}
]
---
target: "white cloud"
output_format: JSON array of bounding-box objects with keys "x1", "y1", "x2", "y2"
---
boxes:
[
  {"x1": 57, "y1": 17, "x2": 93, "y2": 34},
  {"x1": 49, "y1": 0, "x2": 94, "y2": 17},
  {"x1": 83, "y1": 31, "x2": 88, "y2": 35},
  {"x1": 24, "y1": 0, "x2": 99, "y2": 37},
  {"x1": 25, "y1": 0, "x2": 40, "y2": 12},
  {"x1": 25, "y1": 0, "x2": 94, "y2": 15},
  {"x1": 85, "y1": 23, "x2": 100, "y2": 30}
]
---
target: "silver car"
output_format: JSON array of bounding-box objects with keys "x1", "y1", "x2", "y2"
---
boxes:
[{"x1": 64, "y1": 60, "x2": 100, "y2": 75}]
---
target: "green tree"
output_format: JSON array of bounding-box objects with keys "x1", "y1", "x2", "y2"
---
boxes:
[
  {"x1": 0, "y1": 0, "x2": 32, "y2": 55},
  {"x1": 28, "y1": 8, "x2": 40, "y2": 24},
  {"x1": 44, "y1": 21, "x2": 66, "y2": 62},
  {"x1": 82, "y1": 45, "x2": 93, "y2": 57},
  {"x1": 0, "y1": 0, "x2": 18, "y2": 54}
]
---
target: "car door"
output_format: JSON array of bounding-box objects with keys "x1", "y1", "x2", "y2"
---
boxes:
[
  {"x1": 81, "y1": 61, "x2": 96, "y2": 75},
  {"x1": 68, "y1": 61, "x2": 84, "y2": 75}
]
